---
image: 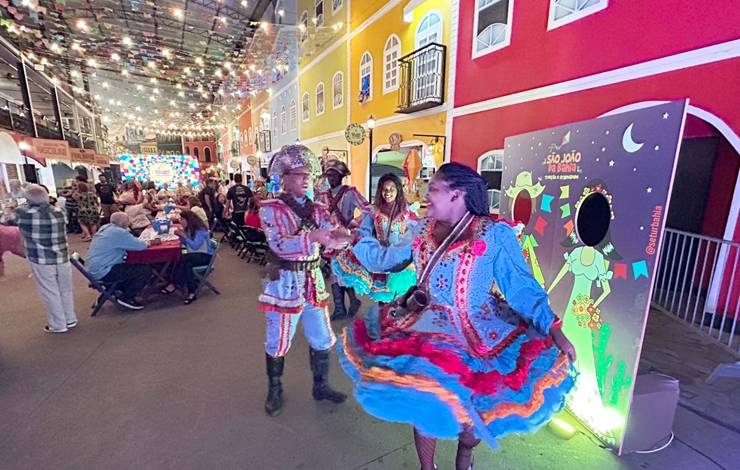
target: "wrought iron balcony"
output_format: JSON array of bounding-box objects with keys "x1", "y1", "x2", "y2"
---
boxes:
[{"x1": 397, "y1": 43, "x2": 446, "y2": 114}]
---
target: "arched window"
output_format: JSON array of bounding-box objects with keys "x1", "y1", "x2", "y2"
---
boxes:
[
  {"x1": 315, "y1": 0, "x2": 324, "y2": 27},
  {"x1": 184, "y1": 146, "x2": 190, "y2": 155},
  {"x1": 549, "y1": 0, "x2": 607, "y2": 30},
  {"x1": 289, "y1": 100, "x2": 297, "y2": 130},
  {"x1": 477, "y1": 149, "x2": 504, "y2": 214},
  {"x1": 359, "y1": 52, "x2": 373, "y2": 102},
  {"x1": 383, "y1": 34, "x2": 401, "y2": 94},
  {"x1": 204, "y1": 147, "x2": 211, "y2": 162},
  {"x1": 281, "y1": 105, "x2": 287, "y2": 134},
  {"x1": 299, "y1": 11, "x2": 309, "y2": 43},
  {"x1": 302, "y1": 92, "x2": 310, "y2": 121},
  {"x1": 473, "y1": 0, "x2": 513, "y2": 57},
  {"x1": 194, "y1": 147, "x2": 200, "y2": 159},
  {"x1": 416, "y1": 11, "x2": 443, "y2": 48},
  {"x1": 332, "y1": 72, "x2": 343, "y2": 109},
  {"x1": 332, "y1": 0, "x2": 343, "y2": 15},
  {"x1": 316, "y1": 82, "x2": 325, "y2": 115}
]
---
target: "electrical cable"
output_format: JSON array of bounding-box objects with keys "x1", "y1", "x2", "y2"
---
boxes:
[{"x1": 633, "y1": 431, "x2": 674, "y2": 454}]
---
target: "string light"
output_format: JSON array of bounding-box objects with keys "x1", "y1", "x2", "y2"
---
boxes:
[
  {"x1": 75, "y1": 19, "x2": 88, "y2": 31},
  {"x1": 173, "y1": 8, "x2": 184, "y2": 19},
  {"x1": 122, "y1": 36, "x2": 133, "y2": 46},
  {"x1": 110, "y1": 52, "x2": 120, "y2": 61},
  {"x1": 87, "y1": 58, "x2": 97, "y2": 67}
]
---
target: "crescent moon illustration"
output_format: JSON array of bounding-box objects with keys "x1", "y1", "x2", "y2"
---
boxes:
[{"x1": 622, "y1": 123, "x2": 644, "y2": 153}]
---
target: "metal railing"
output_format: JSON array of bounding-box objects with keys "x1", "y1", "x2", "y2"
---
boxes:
[
  {"x1": 397, "y1": 43, "x2": 446, "y2": 114},
  {"x1": 652, "y1": 228, "x2": 740, "y2": 354}
]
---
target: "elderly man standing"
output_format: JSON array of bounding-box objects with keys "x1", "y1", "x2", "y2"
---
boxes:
[
  {"x1": 86, "y1": 212, "x2": 155, "y2": 310},
  {"x1": 15, "y1": 184, "x2": 77, "y2": 333}
]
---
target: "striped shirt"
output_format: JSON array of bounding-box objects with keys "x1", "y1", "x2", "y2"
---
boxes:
[{"x1": 15, "y1": 203, "x2": 68, "y2": 265}]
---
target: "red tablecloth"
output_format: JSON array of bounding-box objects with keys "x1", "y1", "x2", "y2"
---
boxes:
[{"x1": 126, "y1": 240, "x2": 182, "y2": 264}]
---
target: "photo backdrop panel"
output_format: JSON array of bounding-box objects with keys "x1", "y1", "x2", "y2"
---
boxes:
[
  {"x1": 500, "y1": 101, "x2": 687, "y2": 451},
  {"x1": 119, "y1": 154, "x2": 200, "y2": 189}
]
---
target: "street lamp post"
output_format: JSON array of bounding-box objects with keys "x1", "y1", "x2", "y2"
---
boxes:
[{"x1": 367, "y1": 115, "x2": 375, "y2": 198}]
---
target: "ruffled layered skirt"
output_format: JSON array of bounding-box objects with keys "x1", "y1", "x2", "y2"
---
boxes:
[{"x1": 338, "y1": 306, "x2": 576, "y2": 447}]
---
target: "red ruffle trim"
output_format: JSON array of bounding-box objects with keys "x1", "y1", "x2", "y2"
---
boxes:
[{"x1": 352, "y1": 319, "x2": 553, "y2": 396}]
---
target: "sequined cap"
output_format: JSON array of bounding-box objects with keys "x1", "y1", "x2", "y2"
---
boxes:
[{"x1": 268, "y1": 144, "x2": 322, "y2": 177}]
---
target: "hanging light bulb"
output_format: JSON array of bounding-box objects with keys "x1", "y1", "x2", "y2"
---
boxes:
[
  {"x1": 162, "y1": 48, "x2": 172, "y2": 59},
  {"x1": 121, "y1": 69, "x2": 129, "y2": 76},
  {"x1": 102, "y1": 81, "x2": 109, "y2": 89},
  {"x1": 136, "y1": 84, "x2": 144, "y2": 91},
  {"x1": 173, "y1": 8, "x2": 184, "y2": 19},
  {"x1": 76, "y1": 19, "x2": 88, "y2": 31},
  {"x1": 147, "y1": 61, "x2": 157, "y2": 69},
  {"x1": 50, "y1": 42, "x2": 62, "y2": 53},
  {"x1": 178, "y1": 91, "x2": 185, "y2": 97},
  {"x1": 150, "y1": 77, "x2": 157, "y2": 83},
  {"x1": 110, "y1": 52, "x2": 121, "y2": 61},
  {"x1": 87, "y1": 58, "x2": 97, "y2": 67}
]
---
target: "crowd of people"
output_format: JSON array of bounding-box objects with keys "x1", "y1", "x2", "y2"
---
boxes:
[{"x1": 2, "y1": 144, "x2": 580, "y2": 469}]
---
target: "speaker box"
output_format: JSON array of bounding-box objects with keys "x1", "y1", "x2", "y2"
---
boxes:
[
  {"x1": 22, "y1": 164, "x2": 38, "y2": 183},
  {"x1": 621, "y1": 373, "x2": 679, "y2": 454}
]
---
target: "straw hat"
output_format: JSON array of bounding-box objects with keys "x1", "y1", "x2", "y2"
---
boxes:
[{"x1": 504, "y1": 171, "x2": 545, "y2": 198}]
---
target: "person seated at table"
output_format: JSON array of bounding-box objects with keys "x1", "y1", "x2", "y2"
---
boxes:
[
  {"x1": 86, "y1": 212, "x2": 159, "y2": 311},
  {"x1": 119, "y1": 192, "x2": 151, "y2": 237},
  {"x1": 177, "y1": 196, "x2": 209, "y2": 226},
  {"x1": 160, "y1": 209, "x2": 214, "y2": 304},
  {"x1": 143, "y1": 189, "x2": 161, "y2": 217},
  {"x1": 244, "y1": 197, "x2": 262, "y2": 230},
  {"x1": 157, "y1": 183, "x2": 175, "y2": 202}
]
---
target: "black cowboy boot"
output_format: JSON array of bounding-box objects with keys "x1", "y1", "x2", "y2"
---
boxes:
[
  {"x1": 265, "y1": 353, "x2": 285, "y2": 417},
  {"x1": 330, "y1": 283, "x2": 348, "y2": 320},
  {"x1": 309, "y1": 348, "x2": 347, "y2": 403},
  {"x1": 346, "y1": 287, "x2": 362, "y2": 318}
]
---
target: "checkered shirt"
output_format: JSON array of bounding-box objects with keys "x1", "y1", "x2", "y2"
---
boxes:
[{"x1": 15, "y1": 203, "x2": 69, "y2": 265}]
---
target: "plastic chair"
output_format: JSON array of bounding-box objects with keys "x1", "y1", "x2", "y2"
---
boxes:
[{"x1": 240, "y1": 226, "x2": 268, "y2": 264}]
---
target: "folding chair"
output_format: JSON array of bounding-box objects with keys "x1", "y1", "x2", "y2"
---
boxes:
[
  {"x1": 70, "y1": 252, "x2": 121, "y2": 317},
  {"x1": 192, "y1": 239, "x2": 221, "y2": 296},
  {"x1": 241, "y1": 226, "x2": 268, "y2": 264},
  {"x1": 226, "y1": 220, "x2": 245, "y2": 250}
]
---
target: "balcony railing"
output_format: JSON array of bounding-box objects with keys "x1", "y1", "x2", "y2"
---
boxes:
[{"x1": 397, "y1": 43, "x2": 446, "y2": 114}]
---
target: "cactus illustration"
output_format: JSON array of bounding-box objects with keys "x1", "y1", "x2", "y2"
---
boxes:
[
  {"x1": 593, "y1": 323, "x2": 613, "y2": 398},
  {"x1": 609, "y1": 360, "x2": 633, "y2": 406}
]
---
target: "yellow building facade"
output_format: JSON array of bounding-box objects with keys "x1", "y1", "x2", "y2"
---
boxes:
[
  {"x1": 347, "y1": 0, "x2": 453, "y2": 196},
  {"x1": 297, "y1": 0, "x2": 350, "y2": 164}
]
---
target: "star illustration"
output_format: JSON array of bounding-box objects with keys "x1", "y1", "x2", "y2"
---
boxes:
[
  {"x1": 605, "y1": 130, "x2": 610, "y2": 135},
  {"x1": 591, "y1": 141, "x2": 595, "y2": 145},
  {"x1": 601, "y1": 147, "x2": 606, "y2": 152},
  {"x1": 633, "y1": 167, "x2": 637, "y2": 172},
  {"x1": 662, "y1": 112, "x2": 669, "y2": 119},
  {"x1": 647, "y1": 187, "x2": 653, "y2": 193},
  {"x1": 655, "y1": 145, "x2": 661, "y2": 150},
  {"x1": 596, "y1": 158, "x2": 600, "y2": 162},
  {"x1": 640, "y1": 226, "x2": 645, "y2": 231},
  {"x1": 609, "y1": 160, "x2": 615, "y2": 167}
]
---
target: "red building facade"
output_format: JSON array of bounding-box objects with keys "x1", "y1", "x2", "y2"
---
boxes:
[{"x1": 450, "y1": 1, "x2": 740, "y2": 318}]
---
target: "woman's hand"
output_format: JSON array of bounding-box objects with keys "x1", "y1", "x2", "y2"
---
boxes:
[{"x1": 551, "y1": 328, "x2": 577, "y2": 362}]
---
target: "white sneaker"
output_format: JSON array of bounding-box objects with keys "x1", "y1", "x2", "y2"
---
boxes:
[
  {"x1": 66, "y1": 320, "x2": 78, "y2": 329},
  {"x1": 44, "y1": 325, "x2": 68, "y2": 334},
  {"x1": 116, "y1": 298, "x2": 144, "y2": 310}
]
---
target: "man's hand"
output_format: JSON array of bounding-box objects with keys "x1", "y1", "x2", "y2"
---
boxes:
[{"x1": 551, "y1": 328, "x2": 576, "y2": 362}]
